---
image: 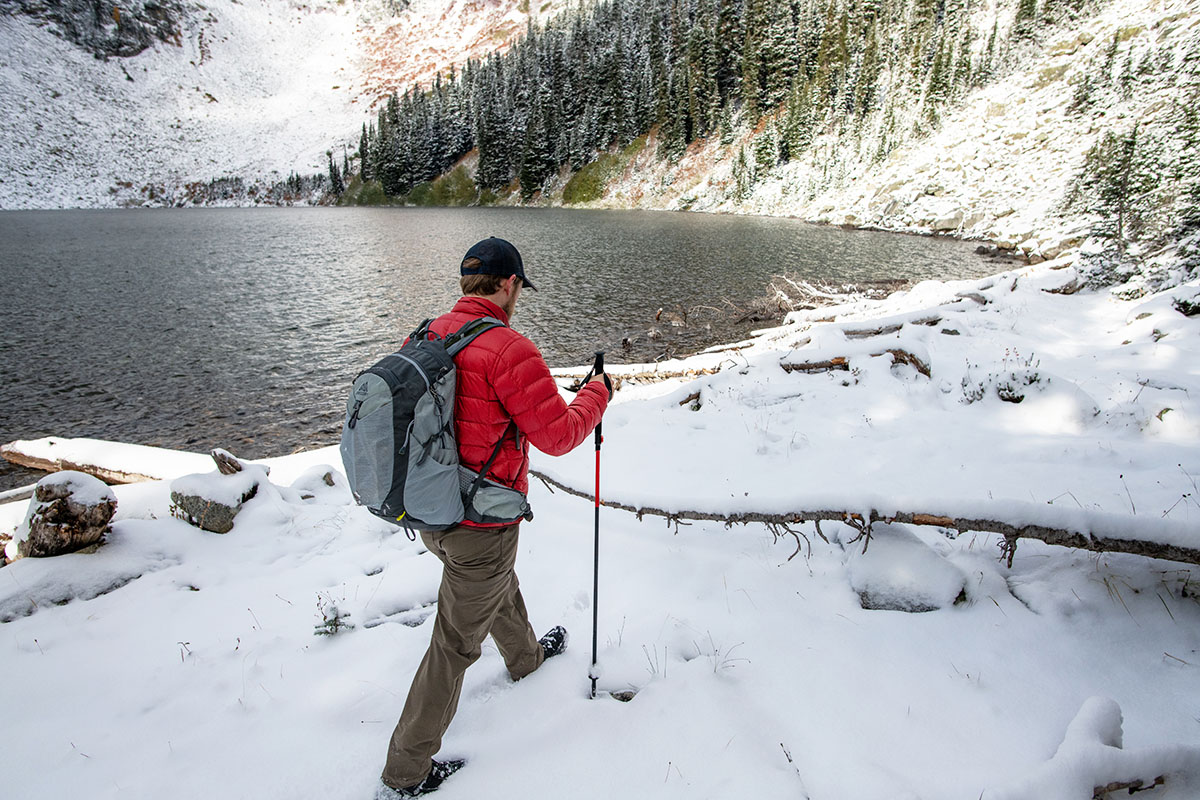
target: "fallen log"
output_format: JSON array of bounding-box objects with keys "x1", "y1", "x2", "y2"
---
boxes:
[
  {"x1": 0, "y1": 438, "x2": 213, "y2": 485},
  {"x1": 780, "y1": 357, "x2": 850, "y2": 374},
  {"x1": 781, "y1": 348, "x2": 932, "y2": 378},
  {"x1": 0, "y1": 483, "x2": 38, "y2": 505},
  {"x1": 528, "y1": 470, "x2": 1200, "y2": 568},
  {"x1": 1, "y1": 444, "x2": 161, "y2": 485},
  {"x1": 842, "y1": 316, "x2": 941, "y2": 339},
  {"x1": 8, "y1": 438, "x2": 1195, "y2": 568}
]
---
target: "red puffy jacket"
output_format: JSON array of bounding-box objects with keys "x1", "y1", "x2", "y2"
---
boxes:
[{"x1": 427, "y1": 296, "x2": 608, "y2": 527}]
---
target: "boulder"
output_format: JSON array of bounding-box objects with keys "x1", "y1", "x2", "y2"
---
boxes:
[
  {"x1": 170, "y1": 465, "x2": 265, "y2": 534},
  {"x1": 931, "y1": 210, "x2": 964, "y2": 232},
  {"x1": 845, "y1": 525, "x2": 968, "y2": 613},
  {"x1": 6, "y1": 471, "x2": 117, "y2": 562}
]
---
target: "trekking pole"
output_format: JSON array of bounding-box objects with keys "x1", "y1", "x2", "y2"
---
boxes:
[{"x1": 589, "y1": 351, "x2": 604, "y2": 700}]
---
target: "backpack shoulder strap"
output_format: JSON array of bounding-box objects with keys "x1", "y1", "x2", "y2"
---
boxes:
[{"x1": 443, "y1": 316, "x2": 506, "y2": 356}]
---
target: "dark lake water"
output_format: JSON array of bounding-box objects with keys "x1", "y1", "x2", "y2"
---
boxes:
[{"x1": 0, "y1": 207, "x2": 999, "y2": 490}]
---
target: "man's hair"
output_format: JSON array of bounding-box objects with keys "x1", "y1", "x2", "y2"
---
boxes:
[{"x1": 460, "y1": 258, "x2": 507, "y2": 295}]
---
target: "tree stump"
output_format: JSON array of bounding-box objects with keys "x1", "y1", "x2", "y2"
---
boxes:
[{"x1": 6, "y1": 471, "x2": 117, "y2": 562}]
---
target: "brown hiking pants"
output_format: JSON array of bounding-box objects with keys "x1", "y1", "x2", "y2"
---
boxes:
[{"x1": 381, "y1": 523, "x2": 544, "y2": 789}]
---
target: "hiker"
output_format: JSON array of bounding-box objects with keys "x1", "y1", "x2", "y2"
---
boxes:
[{"x1": 377, "y1": 237, "x2": 612, "y2": 798}]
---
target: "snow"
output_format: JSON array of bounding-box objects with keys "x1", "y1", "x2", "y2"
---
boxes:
[
  {"x1": 988, "y1": 697, "x2": 1200, "y2": 799},
  {"x1": 32, "y1": 469, "x2": 116, "y2": 508},
  {"x1": 171, "y1": 464, "x2": 267, "y2": 508},
  {"x1": 0, "y1": 0, "x2": 580, "y2": 208},
  {"x1": 845, "y1": 524, "x2": 968, "y2": 612},
  {"x1": 1, "y1": 261, "x2": 1199, "y2": 798}
]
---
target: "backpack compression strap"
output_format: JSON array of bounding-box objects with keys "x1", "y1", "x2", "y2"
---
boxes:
[{"x1": 464, "y1": 420, "x2": 518, "y2": 510}]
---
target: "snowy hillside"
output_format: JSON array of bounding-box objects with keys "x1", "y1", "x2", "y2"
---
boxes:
[
  {"x1": 561, "y1": 0, "x2": 1199, "y2": 263},
  {"x1": 2, "y1": 259, "x2": 1199, "y2": 798},
  {"x1": 0, "y1": 0, "x2": 571, "y2": 208}
]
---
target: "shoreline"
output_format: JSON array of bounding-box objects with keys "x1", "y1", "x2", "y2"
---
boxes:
[
  {"x1": 0, "y1": 249, "x2": 1024, "y2": 496},
  {"x1": 0, "y1": 202, "x2": 1047, "y2": 266}
]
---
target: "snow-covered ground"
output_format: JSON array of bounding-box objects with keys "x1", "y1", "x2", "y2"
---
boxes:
[
  {"x1": 1, "y1": 259, "x2": 1198, "y2": 798},
  {"x1": 0, "y1": 0, "x2": 571, "y2": 208}
]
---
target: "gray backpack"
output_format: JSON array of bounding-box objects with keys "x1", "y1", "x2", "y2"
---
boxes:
[{"x1": 340, "y1": 317, "x2": 532, "y2": 533}]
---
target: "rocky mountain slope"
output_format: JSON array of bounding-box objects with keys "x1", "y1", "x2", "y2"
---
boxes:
[{"x1": 0, "y1": 0, "x2": 570, "y2": 208}]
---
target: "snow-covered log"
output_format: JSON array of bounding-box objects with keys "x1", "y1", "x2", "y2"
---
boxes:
[
  {"x1": 0, "y1": 438, "x2": 210, "y2": 485},
  {"x1": 529, "y1": 471, "x2": 1200, "y2": 568},
  {"x1": 984, "y1": 697, "x2": 1200, "y2": 799}
]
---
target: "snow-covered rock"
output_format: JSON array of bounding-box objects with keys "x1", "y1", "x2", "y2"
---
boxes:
[
  {"x1": 169, "y1": 463, "x2": 266, "y2": 533},
  {"x1": 844, "y1": 525, "x2": 968, "y2": 613}
]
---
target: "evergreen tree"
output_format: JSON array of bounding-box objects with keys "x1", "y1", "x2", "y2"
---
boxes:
[
  {"x1": 732, "y1": 144, "x2": 752, "y2": 199},
  {"x1": 753, "y1": 123, "x2": 779, "y2": 175},
  {"x1": 1069, "y1": 125, "x2": 1158, "y2": 259},
  {"x1": 1174, "y1": 98, "x2": 1200, "y2": 235},
  {"x1": 327, "y1": 151, "x2": 345, "y2": 195},
  {"x1": 359, "y1": 123, "x2": 370, "y2": 181},
  {"x1": 783, "y1": 80, "x2": 815, "y2": 158},
  {"x1": 1013, "y1": 0, "x2": 1038, "y2": 42}
]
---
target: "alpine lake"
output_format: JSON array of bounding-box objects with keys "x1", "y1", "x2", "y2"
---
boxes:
[{"x1": 0, "y1": 207, "x2": 1004, "y2": 490}]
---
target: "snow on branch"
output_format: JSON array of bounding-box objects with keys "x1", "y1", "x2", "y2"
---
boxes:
[{"x1": 529, "y1": 470, "x2": 1200, "y2": 568}]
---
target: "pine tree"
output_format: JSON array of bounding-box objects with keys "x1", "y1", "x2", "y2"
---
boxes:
[
  {"x1": 783, "y1": 80, "x2": 815, "y2": 158},
  {"x1": 1174, "y1": 98, "x2": 1200, "y2": 235},
  {"x1": 925, "y1": 36, "x2": 952, "y2": 114},
  {"x1": 359, "y1": 123, "x2": 371, "y2": 181},
  {"x1": 753, "y1": 124, "x2": 778, "y2": 175},
  {"x1": 740, "y1": 0, "x2": 765, "y2": 117},
  {"x1": 327, "y1": 151, "x2": 345, "y2": 195},
  {"x1": 1070, "y1": 125, "x2": 1158, "y2": 259},
  {"x1": 1013, "y1": 0, "x2": 1038, "y2": 42},
  {"x1": 716, "y1": 0, "x2": 743, "y2": 101},
  {"x1": 974, "y1": 21, "x2": 999, "y2": 86},
  {"x1": 732, "y1": 144, "x2": 752, "y2": 199}
]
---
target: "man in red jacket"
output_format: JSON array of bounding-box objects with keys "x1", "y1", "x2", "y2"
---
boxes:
[{"x1": 378, "y1": 238, "x2": 610, "y2": 798}]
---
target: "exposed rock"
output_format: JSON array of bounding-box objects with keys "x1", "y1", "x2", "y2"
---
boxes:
[
  {"x1": 1041, "y1": 236, "x2": 1086, "y2": 259},
  {"x1": 932, "y1": 210, "x2": 964, "y2": 232},
  {"x1": 6, "y1": 471, "x2": 117, "y2": 561},
  {"x1": 4, "y1": 0, "x2": 190, "y2": 59},
  {"x1": 169, "y1": 465, "x2": 264, "y2": 534}
]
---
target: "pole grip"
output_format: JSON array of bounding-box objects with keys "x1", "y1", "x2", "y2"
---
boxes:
[{"x1": 593, "y1": 351, "x2": 605, "y2": 448}]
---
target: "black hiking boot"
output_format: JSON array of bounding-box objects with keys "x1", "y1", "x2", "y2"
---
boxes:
[
  {"x1": 538, "y1": 625, "x2": 569, "y2": 660},
  {"x1": 376, "y1": 759, "x2": 465, "y2": 798}
]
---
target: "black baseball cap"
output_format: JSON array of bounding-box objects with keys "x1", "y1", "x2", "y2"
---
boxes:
[{"x1": 460, "y1": 237, "x2": 537, "y2": 290}]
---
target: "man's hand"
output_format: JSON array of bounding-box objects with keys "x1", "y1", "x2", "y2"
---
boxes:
[{"x1": 588, "y1": 372, "x2": 613, "y2": 399}]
